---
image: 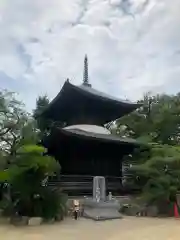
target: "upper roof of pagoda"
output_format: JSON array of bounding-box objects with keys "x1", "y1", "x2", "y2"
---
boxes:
[
  {"x1": 40, "y1": 55, "x2": 141, "y2": 125},
  {"x1": 41, "y1": 79, "x2": 141, "y2": 126}
]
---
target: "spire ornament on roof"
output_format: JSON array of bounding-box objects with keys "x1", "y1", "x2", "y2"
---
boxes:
[{"x1": 83, "y1": 54, "x2": 91, "y2": 87}]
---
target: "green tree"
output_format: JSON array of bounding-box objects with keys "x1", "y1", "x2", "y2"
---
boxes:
[
  {"x1": 116, "y1": 93, "x2": 180, "y2": 145},
  {"x1": 0, "y1": 144, "x2": 66, "y2": 219},
  {"x1": 0, "y1": 90, "x2": 38, "y2": 158},
  {"x1": 0, "y1": 91, "x2": 66, "y2": 220},
  {"x1": 33, "y1": 95, "x2": 50, "y2": 137},
  {"x1": 127, "y1": 144, "x2": 180, "y2": 214}
]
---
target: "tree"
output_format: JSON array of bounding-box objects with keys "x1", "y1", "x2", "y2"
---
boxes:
[
  {"x1": 0, "y1": 91, "x2": 24, "y2": 137},
  {"x1": 33, "y1": 95, "x2": 50, "y2": 137},
  {"x1": 116, "y1": 93, "x2": 180, "y2": 145},
  {"x1": 0, "y1": 144, "x2": 67, "y2": 219},
  {"x1": 0, "y1": 91, "x2": 67, "y2": 220},
  {"x1": 0, "y1": 90, "x2": 34, "y2": 156},
  {"x1": 125, "y1": 143, "x2": 180, "y2": 215}
]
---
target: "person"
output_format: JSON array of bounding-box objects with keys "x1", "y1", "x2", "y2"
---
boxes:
[{"x1": 73, "y1": 199, "x2": 80, "y2": 220}]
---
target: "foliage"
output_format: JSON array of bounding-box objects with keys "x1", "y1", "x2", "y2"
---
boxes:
[
  {"x1": 39, "y1": 188, "x2": 68, "y2": 220},
  {"x1": 0, "y1": 151, "x2": 7, "y2": 170},
  {"x1": 116, "y1": 93, "x2": 180, "y2": 145},
  {"x1": 0, "y1": 90, "x2": 66, "y2": 220},
  {"x1": 0, "y1": 90, "x2": 38, "y2": 157},
  {"x1": 0, "y1": 90, "x2": 24, "y2": 137},
  {"x1": 127, "y1": 144, "x2": 180, "y2": 208},
  {"x1": 33, "y1": 95, "x2": 50, "y2": 137},
  {"x1": 0, "y1": 144, "x2": 66, "y2": 219}
]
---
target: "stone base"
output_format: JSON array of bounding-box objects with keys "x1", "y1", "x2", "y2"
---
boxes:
[
  {"x1": 83, "y1": 208, "x2": 123, "y2": 221},
  {"x1": 83, "y1": 199, "x2": 122, "y2": 221},
  {"x1": 28, "y1": 217, "x2": 42, "y2": 226}
]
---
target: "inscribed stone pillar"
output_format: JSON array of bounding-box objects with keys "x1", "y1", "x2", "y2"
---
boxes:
[{"x1": 93, "y1": 176, "x2": 106, "y2": 201}]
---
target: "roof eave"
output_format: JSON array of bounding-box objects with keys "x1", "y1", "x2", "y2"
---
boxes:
[{"x1": 40, "y1": 80, "x2": 142, "y2": 118}]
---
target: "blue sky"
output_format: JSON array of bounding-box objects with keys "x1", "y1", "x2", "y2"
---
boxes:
[{"x1": 0, "y1": 0, "x2": 180, "y2": 112}]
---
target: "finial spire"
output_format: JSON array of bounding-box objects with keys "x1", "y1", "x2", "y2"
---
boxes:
[{"x1": 83, "y1": 54, "x2": 91, "y2": 87}]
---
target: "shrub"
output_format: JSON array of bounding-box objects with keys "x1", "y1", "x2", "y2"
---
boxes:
[
  {"x1": 0, "y1": 144, "x2": 67, "y2": 220},
  {"x1": 126, "y1": 144, "x2": 180, "y2": 215}
]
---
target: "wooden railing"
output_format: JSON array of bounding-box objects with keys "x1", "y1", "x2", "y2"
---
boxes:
[
  {"x1": 48, "y1": 175, "x2": 136, "y2": 196},
  {"x1": 48, "y1": 175, "x2": 92, "y2": 196}
]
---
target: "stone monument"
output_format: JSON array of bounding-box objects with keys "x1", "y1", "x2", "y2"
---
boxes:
[
  {"x1": 93, "y1": 176, "x2": 106, "y2": 202},
  {"x1": 83, "y1": 176, "x2": 123, "y2": 221}
]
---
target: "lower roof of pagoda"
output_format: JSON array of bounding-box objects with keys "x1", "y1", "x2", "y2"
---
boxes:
[
  {"x1": 43, "y1": 124, "x2": 146, "y2": 150},
  {"x1": 63, "y1": 124, "x2": 111, "y2": 135},
  {"x1": 41, "y1": 80, "x2": 142, "y2": 126}
]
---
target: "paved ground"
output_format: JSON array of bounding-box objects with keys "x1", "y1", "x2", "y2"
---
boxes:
[{"x1": 2, "y1": 217, "x2": 180, "y2": 240}]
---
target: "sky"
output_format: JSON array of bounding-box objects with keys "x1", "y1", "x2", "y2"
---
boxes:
[{"x1": 0, "y1": 0, "x2": 180, "y2": 112}]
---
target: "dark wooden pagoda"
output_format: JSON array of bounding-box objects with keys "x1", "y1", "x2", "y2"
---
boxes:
[{"x1": 41, "y1": 55, "x2": 142, "y2": 196}]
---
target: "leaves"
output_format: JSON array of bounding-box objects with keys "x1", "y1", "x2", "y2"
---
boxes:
[
  {"x1": 116, "y1": 93, "x2": 180, "y2": 145},
  {"x1": 0, "y1": 143, "x2": 63, "y2": 218},
  {"x1": 0, "y1": 90, "x2": 38, "y2": 156},
  {"x1": 127, "y1": 144, "x2": 180, "y2": 204},
  {"x1": 16, "y1": 144, "x2": 60, "y2": 175},
  {"x1": 0, "y1": 144, "x2": 60, "y2": 182},
  {"x1": 0, "y1": 91, "x2": 65, "y2": 219},
  {"x1": 33, "y1": 95, "x2": 50, "y2": 136}
]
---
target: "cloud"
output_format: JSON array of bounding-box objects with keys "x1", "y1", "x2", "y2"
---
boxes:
[{"x1": 0, "y1": 0, "x2": 180, "y2": 111}]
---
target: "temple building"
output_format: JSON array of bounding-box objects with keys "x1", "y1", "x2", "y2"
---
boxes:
[{"x1": 41, "y1": 55, "x2": 143, "y2": 196}]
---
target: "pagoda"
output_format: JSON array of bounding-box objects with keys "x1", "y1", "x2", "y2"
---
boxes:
[{"x1": 41, "y1": 55, "x2": 142, "y2": 196}]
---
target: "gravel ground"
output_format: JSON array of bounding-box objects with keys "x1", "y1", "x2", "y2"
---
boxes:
[{"x1": 1, "y1": 216, "x2": 180, "y2": 240}]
